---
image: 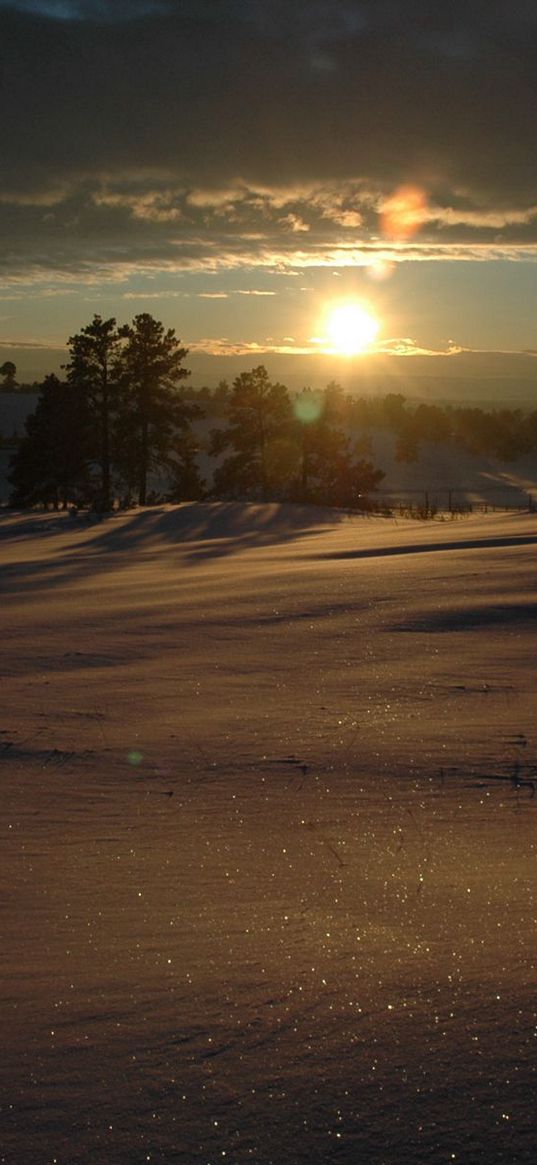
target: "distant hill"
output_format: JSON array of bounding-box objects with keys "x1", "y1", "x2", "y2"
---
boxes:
[
  {"x1": 185, "y1": 349, "x2": 537, "y2": 404},
  {"x1": 1, "y1": 344, "x2": 537, "y2": 405}
]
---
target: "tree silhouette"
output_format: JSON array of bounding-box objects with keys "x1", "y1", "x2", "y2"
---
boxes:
[
  {"x1": 115, "y1": 313, "x2": 196, "y2": 505},
  {"x1": 210, "y1": 365, "x2": 293, "y2": 498},
  {"x1": 165, "y1": 430, "x2": 206, "y2": 502},
  {"x1": 0, "y1": 361, "x2": 18, "y2": 391},
  {"x1": 64, "y1": 315, "x2": 121, "y2": 511},
  {"x1": 293, "y1": 387, "x2": 384, "y2": 505},
  {"x1": 8, "y1": 374, "x2": 91, "y2": 508}
]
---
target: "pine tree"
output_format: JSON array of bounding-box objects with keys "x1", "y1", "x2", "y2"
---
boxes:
[
  {"x1": 210, "y1": 365, "x2": 293, "y2": 498},
  {"x1": 293, "y1": 386, "x2": 384, "y2": 507},
  {"x1": 64, "y1": 315, "x2": 121, "y2": 511},
  {"x1": 115, "y1": 313, "x2": 196, "y2": 505},
  {"x1": 0, "y1": 361, "x2": 18, "y2": 391},
  {"x1": 8, "y1": 374, "x2": 91, "y2": 508}
]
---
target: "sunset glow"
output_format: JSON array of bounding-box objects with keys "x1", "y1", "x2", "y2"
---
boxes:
[
  {"x1": 324, "y1": 303, "x2": 380, "y2": 355},
  {"x1": 1, "y1": 2, "x2": 536, "y2": 387}
]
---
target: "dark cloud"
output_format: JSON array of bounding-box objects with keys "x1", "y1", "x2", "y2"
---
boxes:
[
  {"x1": 2, "y1": 177, "x2": 536, "y2": 285},
  {"x1": 0, "y1": 1, "x2": 168, "y2": 20},
  {"x1": 1, "y1": 1, "x2": 537, "y2": 278}
]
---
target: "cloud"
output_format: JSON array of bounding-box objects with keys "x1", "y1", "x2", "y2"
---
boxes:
[
  {"x1": 2, "y1": 2, "x2": 537, "y2": 279},
  {"x1": 169, "y1": 332, "x2": 525, "y2": 362},
  {"x1": 120, "y1": 289, "x2": 188, "y2": 300},
  {"x1": 2, "y1": 175, "x2": 537, "y2": 284},
  {"x1": 187, "y1": 336, "x2": 313, "y2": 358},
  {"x1": 235, "y1": 289, "x2": 276, "y2": 296},
  {"x1": 93, "y1": 189, "x2": 183, "y2": 223},
  {"x1": 0, "y1": 337, "x2": 67, "y2": 350},
  {"x1": 375, "y1": 338, "x2": 464, "y2": 358},
  {"x1": 197, "y1": 292, "x2": 229, "y2": 299}
]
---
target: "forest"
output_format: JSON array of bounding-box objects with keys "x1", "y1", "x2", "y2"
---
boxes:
[{"x1": 3, "y1": 314, "x2": 537, "y2": 513}]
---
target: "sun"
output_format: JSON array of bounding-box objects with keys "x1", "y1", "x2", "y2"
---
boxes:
[{"x1": 325, "y1": 303, "x2": 380, "y2": 355}]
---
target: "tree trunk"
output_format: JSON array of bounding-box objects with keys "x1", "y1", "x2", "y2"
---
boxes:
[
  {"x1": 101, "y1": 368, "x2": 110, "y2": 511},
  {"x1": 139, "y1": 415, "x2": 148, "y2": 505},
  {"x1": 258, "y1": 406, "x2": 267, "y2": 497},
  {"x1": 301, "y1": 432, "x2": 310, "y2": 498}
]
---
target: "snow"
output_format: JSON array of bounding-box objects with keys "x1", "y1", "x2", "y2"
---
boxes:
[{"x1": 1, "y1": 503, "x2": 536, "y2": 1164}]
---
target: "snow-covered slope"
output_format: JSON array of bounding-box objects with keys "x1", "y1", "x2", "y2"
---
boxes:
[{"x1": 2, "y1": 504, "x2": 536, "y2": 1164}]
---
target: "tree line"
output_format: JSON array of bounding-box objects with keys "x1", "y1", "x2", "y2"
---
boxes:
[
  {"x1": 8, "y1": 313, "x2": 536, "y2": 512},
  {"x1": 344, "y1": 393, "x2": 537, "y2": 463},
  {"x1": 181, "y1": 383, "x2": 537, "y2": 463},
  {"x1": 6, "y1": 314, "x2": 385, "y2": 511}
]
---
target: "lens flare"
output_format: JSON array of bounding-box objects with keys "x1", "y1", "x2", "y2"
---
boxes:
[
  {"x1": 366, "y1": 257, "x2": 395, "y2": 282},
  {"x1": 294, "y1": 393, "x2": 324, "y2": 424},
  {"x1": 381, "y1": 184, "x2": 427, "y2": 241}
]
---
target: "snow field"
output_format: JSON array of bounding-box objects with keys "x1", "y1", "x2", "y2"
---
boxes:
[{"x1": 1, "y1": 504, "x2": 536, "y2": 1164}]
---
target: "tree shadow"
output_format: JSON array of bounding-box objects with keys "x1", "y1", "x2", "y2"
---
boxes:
[
  {"x1": 389, "y1": 602, "x2": 537, "y2": 633},
  {"x1": 314, "y1": 533, "x2": 537, "y2": 562},
  {"x1": 88, "y1": 502, "x2": 344, "y2": 560},
  {"x1": 0, "y1": 502, "x2": 345, "y2": 595}
]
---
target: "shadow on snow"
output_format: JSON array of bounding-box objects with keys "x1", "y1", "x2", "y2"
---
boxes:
[{"x1": 0, "y1": 502, "x2": 344, "y2": 595}]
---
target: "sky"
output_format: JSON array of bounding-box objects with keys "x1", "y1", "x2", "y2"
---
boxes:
[{"x1": 1, "y1": 0, "x2": 537, "y2": 390}]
